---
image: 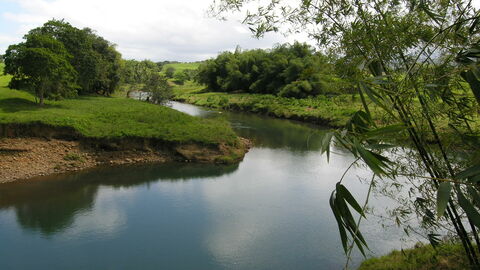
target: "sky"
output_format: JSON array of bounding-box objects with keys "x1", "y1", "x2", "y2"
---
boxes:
[{"x1": 0, "y1": 0, "x2": 309, "y2": 62}]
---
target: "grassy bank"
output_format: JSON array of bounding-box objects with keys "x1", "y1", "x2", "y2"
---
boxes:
[
  {"x1": 173, "y1": 82, "x2": 364, "y2": 127},
  {"x1": 0, "y1": 66, "x2": 239, "y2": 146},
  {"x1": 359, "y1": 243, "x2": 471, "y2": 270}
]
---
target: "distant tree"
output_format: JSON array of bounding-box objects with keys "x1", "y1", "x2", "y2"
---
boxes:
[
  {"x1": 142, "y1": 73, "x2": 172, "y2": 104},
  {"x1": 165, "y1": 67, "x2": 176, "y2": 78},
  {"x1": 173, "y1": 71, "x2": 189, "y2": 85},
  {"x1": 155, "y1": 62, "x2": 164, "y2": 71},
  {"x1": 120, "y1": 59, "x2": 162, "y2": 85},
  {"x1": 4, "y1": 33, "x2": 78, "y2": 105},
  {"x1": 195, "y1": 42, "x2": 330, "y2": 98},
  {"x1": 182, "y1": 69, "x2": 197, "y2": 81}
]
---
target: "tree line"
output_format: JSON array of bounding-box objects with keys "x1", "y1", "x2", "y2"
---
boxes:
[
  {"x1": 3, "y1": 20, "x2": 122, "y2": 104},
  {"x1": 195, "y1": 42, "x2": 349, "y2": 98},
  {"x1": 2, "y1": 20, "x2": 186, "y2": 105}
]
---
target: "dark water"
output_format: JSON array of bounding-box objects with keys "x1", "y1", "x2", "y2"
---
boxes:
[{"x1": 0, "y1": 102, "x2": 409, "y2": 269}]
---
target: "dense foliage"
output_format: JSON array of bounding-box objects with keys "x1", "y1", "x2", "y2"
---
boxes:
[
  {"x1": 3, "y1": 32, "x2": 78, "y2": 105},
  {"x1": 142, "y1": 73, "x2": 172, "y2": 104},
  {"x1": 211, "y1": 0, "x2": 480, "y2": 268},
  {"x1": 195, "y1": 43, "x2": 339, "y2": 98},
  {"x1": 3, "y1": 20, "x2": 122, "y2": 103},
  {"x1": 121, "y1": 59, "x2": 161, "y2": 85},
  {"x1": 120, "y1": 59, "x2": 173, "y2": 104}
]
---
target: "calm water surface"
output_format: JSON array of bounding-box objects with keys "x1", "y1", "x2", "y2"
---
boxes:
[{"x1": 0, "y1": 102, "x2": 409, "y2": 269}]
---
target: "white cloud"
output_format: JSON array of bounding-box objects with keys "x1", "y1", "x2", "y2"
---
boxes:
[{"x1": 1, "y1": 0, "x2": 310, "y2": 61}]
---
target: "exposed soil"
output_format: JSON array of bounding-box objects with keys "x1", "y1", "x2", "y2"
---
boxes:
[
  {"x1": 0, "y1": 122, "x2": 250, "y2": 183},
  {"x1": 0, "y1": 137, "x2": 169, "y2": 184}
]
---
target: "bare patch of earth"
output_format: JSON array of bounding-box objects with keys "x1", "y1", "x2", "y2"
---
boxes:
[{"x1": 0, "y1": 138, "x2": 167, "y2": 183}]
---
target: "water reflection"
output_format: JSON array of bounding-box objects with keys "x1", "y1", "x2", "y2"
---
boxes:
[
  {"x1": 169, "y1": 101, "x2": 327, "y2": 151},
  {"x1": 0, "y1": 163, "x2": 238, "y2": 235},
  {"x1": 0, "y1": 102, "x2": 410, "y2": 270}
]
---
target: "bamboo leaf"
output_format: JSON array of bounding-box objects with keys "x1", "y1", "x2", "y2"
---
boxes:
[
  {"x1": 320, "y1": 132, "x2": 333, "y2": 161},
  {"x1": 364, "y1": 124, "x2": 407, "y2": 139},
  {"x1": 357, "y1": 83, "x2": 373, "y2": 124},
  {"x1": 337, "y1": 183, "x2": 365, "y2": 217},
  {"x1": 359, "y1": 82, "x2": 398, "y2": 120},
  {"x1": 436, "y1": 182, "x2": 451, "y2": 218},
  {"x1": 467, "y1": 186, "x2": 480, "y2": 210},
  {"x1": 469, "y1": 17, "x2": 479, "y2": 34},
  {"x1": 455, "y1": 164, "x2": 480, "y2": 180},
  {"x1": 354, "y1": 141, "x2": 389, "y2": 175},
  {"x1": 330, "y1": 190, "x2": 348, "y2": 253},
  {"x1": 457, "y1": 188, "x2": 480, "y2": 228},
  {"x1": 461, "y1": 69, "x2": 480, "y2": 105}
]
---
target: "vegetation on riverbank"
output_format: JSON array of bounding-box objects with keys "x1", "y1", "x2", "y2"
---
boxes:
[
  {"x1": 359, "y1": 243, "x2": 470, "y2": 270},
  {"x1": 0, "y1": 64, "x2": 240, "y2": 146},
  {"x1": 173, "y1": 81, "x2": 362, "y2": 127}
]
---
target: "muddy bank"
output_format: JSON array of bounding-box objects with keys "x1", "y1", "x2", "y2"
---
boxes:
[
  {"x1": 0, "y1": 123, "x2": 250, "y2": 183},
  {"x1": 0, "y1": 137, "x2": 168, "y2": 183}
]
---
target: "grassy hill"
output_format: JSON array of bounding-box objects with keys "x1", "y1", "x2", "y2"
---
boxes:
[
  {"x1": 0, "y1": 63, "x2": 239, "y2": 146},
  {"x1": 162, "y1": 62, "x2": 200, "y2": 73}
]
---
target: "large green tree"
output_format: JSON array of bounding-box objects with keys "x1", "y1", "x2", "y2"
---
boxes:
[
  {"x1": 4, "y1": 33, "x2": 78, "y2": 105},
  {"x1": 27, "y1": 19, "x2": 122, "y2": 96},
  {"x1": 142, "y1": 73, "x2": 172, "y2": 105},
  {"x1": 211, "y1": 0, "x2": 480, "y2": 267}
]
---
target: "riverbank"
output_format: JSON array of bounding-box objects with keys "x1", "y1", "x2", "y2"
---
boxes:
[
  {"x1": 359, "y1": 242, "x2": 470, "y2": 269},
  {"x1": 0, "y1": 137, "x2": 168, "y2": 183},
  {"x1": 172, "y1": 82, "x2": 361, "y2": 127},
  {"x1": 0, "y1": 74, "x2": 249, "y2": 183}
]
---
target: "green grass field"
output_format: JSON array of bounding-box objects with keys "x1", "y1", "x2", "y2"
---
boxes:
[
  {"x1": 0, "y1": 64, "x2": 238, "y2": 145},
  {"x1": 162, "y1": 62, "x2": 201, "y2": 73},
  {"x1": 173, "y1": 81, "x2": 364, "y2": 127}
]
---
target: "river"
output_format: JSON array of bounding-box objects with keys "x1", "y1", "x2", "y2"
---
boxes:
[{"x1": 0, "y1": 101, "x2": 411, "y2": 269}]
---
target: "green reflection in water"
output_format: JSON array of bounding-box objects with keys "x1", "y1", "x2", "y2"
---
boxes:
[{"x1": 0, "y1": 163, "x2": 238, "y2": 235}]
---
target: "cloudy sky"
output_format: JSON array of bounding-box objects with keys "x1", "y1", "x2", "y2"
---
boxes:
[{"x1": 0, "y1": 0, "x2": 309, "y2": 62}]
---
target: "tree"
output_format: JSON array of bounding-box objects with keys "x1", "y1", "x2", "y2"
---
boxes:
[
  {"x1": 4, "y1": 33, "x2": 78, "y2": 105},
  {"x1": 211, "y1": 0, "x2": 480, "y2": 267},
  {"x1": 173, "y1": 71, "x2": 189, "y2": 85},
  {"x1": 165, "y1": 66, "x2": 176, "y2": 78},
  {"x1": 27, "y1": 19, "x2": 122, "y2": 96},
  {"x1": 142, "y1": 73, "x2": 172, "y2": 105}
]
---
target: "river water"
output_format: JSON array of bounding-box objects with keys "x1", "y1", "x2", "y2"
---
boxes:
[{"x1": 0, "y1": 102, "x2": 411, "y2": 269}]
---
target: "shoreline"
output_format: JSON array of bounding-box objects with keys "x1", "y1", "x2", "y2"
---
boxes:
[
  {"x1": 0, "y1": 136, "x2": 250, "y2": 184},
  {"x1": 172, "y1": 94, "x2": 349, "y2": 128}
]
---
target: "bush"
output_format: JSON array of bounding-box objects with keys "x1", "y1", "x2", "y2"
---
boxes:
[
  {"x1": 195, "y1": 42, "x2": 337, "y2": 98},
  {"x1": 165, "y1": 67, "x2": 175, "y2": 78},
  {"x1": 173, "y1": 71, "x2": 189, "y2": 85}
]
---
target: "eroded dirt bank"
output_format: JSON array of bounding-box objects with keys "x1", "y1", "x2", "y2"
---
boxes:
[
  {"x1": 0, "y1": 138, "x2": 170, "y2": 183},
  {"x1": 0, "y1": 123, "x2": 250, "y2": 183}
]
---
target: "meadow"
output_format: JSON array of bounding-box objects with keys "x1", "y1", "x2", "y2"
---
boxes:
[
  {"x1": 0, "y1": 64, "x2": 239, "y2": 146},
  {"x1": 162, "y1": 62, "x2": 201, "y2": 73},
  {"x1": 173, "y1": 81, "x2": 375, "y2": 127}
]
